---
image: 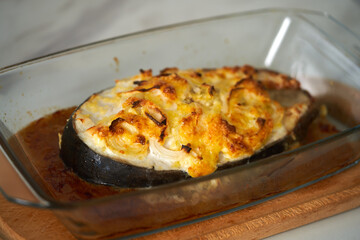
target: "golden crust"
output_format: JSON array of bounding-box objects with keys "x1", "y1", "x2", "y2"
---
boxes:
[{"x1": 74, "y1": 65, "x2": 306, "y2": 177}]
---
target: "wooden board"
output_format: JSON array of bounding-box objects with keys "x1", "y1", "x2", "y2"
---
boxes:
[{"x1": 1, "y1": 161, "x2": 360, "y2": 240}]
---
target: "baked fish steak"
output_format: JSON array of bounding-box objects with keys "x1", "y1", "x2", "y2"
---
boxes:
[{"x1": 60, "y1": 65, "x2": 318, "y2": 187}]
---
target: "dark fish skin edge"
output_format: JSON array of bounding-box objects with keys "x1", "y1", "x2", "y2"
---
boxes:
[
  {"x1": 60, "y1": 90, "x2": 319, "y2": 188},
  {"x1": 60, "y1": 111, "x2": 190, "y2": 188}
]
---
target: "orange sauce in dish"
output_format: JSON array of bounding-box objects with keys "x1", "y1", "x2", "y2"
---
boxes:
[
  {"x1": 14, "y1": 107, "x2": 132, "y2": 202},
  {"x1": 13, "y1": 107, "x2": 338, "y2": 202}
]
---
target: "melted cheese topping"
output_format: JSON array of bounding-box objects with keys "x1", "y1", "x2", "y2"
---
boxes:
[{"x1": 74, "y1": 65, "x2": 305, "y2": 177}]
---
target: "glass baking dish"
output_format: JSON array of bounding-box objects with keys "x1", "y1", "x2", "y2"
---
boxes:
[{"x1": 0, "y1": 8, "x2": 360, "y2": 239}]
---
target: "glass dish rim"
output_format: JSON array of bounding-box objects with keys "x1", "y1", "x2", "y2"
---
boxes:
[
  {"x1": 0, "y1": 7, "x2": 359, "y2": 210},
  {"x1": 1, "y1": 7, "x2": 359, "y2": 73}
]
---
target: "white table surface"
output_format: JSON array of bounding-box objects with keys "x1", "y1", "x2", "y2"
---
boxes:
[{"x1": 1, "y1": 1, "x2": 360, "y2": 239}]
